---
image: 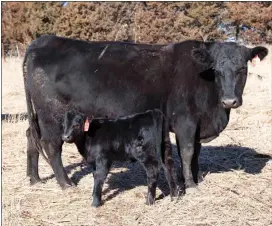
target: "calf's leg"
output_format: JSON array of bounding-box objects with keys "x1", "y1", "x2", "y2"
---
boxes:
[
  {"x1": 92, "y1": 158, "x2": 111, "y2": 207},
  {"x1": 162, "y1": 139, "x2": 184, "y2": 198},
  {"x1": 143, "y1": 158, "x2": 159, "y2": 205}
]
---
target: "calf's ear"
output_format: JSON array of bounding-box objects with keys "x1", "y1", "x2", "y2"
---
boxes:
[
  {"x1": 249, "y1": 46, "x2": 268, "y2": 61},
  {"x1": 191, "y1": 48, "x2": 213, "y2": 68}
]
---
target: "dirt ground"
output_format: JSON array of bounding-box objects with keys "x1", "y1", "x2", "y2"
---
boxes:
[{"x1": 2, "y1": 45, "x2": 272, "y2": 226}]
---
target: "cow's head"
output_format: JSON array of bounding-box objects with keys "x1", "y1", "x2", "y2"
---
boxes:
[
  {"x1": 62, "y1": 110, "x2": 86, "y2": 143},
  {"x1": 191, "y1": 43, "x2": 268, "y2": 109}
]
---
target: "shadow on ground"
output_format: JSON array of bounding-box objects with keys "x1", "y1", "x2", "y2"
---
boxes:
[
  {"x1": 200, "y1": 144, "x2": 271, "y2": 175},
  {"x1": 63, "y1": 144, "x2": 271, "y2": 202}
]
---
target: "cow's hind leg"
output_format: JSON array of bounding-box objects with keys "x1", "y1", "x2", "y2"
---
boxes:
[
  {"x1": 26, "y1": 128, "x2": 41, "y2": 185},
  {"x1": 41, "y1": 138, "x2": 74, "y2": 189},
  {"x1": 161, "y1": 123, "x2": 183, "y2": 198}
]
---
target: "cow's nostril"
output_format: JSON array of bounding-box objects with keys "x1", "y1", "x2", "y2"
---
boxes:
[
  {"x1": 221, "y1": 101, "x2": 226, "y2": 107},
  {"x1": 62, "y1": 135, "x2": 71, "y2": 141}
]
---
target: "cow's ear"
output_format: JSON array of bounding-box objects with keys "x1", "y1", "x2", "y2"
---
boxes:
[
  {"x1": 191, "y1": 48, "x2": 213, "y2": 67},
  {"x1": 250, "y1": 46, "x2": 268, "y2": 61}
]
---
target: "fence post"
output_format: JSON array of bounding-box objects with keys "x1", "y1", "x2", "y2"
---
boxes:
[
  {"x1": 16, "y1": 44, "x2": 20, "y2": 58},
  {"x1": 2, "y1": 43, "x2": 5, "y2": 62}
]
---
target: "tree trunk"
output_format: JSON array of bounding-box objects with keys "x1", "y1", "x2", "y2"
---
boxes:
[{"x1": 235, "y1": 23, "x2": 240, "y2": 41}]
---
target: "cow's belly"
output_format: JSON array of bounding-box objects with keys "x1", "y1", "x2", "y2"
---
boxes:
[
  {"x1": 72, "y1": 91, "x2": 162, "y2": 119},
  {"x1": 33, "y1": 76, "x2": 161, "y2": 121},
  {"x1": 200, "y1": 136, "x2": 218, "y2": 143}
]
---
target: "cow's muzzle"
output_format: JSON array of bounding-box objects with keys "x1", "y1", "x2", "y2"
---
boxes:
[
  {"x1": 221, "y1": 98, "x2": 240, "y2": 109},
  {"x1": 62, "y1": 134, "x2": 74, "y2": 143}
]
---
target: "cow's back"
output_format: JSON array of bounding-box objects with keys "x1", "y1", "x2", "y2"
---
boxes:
[{"x1": 25, "y1": 35, "x2": 172, "y2": 121}]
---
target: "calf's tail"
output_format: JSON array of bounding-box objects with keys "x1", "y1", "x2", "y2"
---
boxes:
[{"x1": 23, "y1": 52, "x2": 50, "y2": 164}]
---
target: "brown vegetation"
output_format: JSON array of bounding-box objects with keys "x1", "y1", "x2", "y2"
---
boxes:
[{"x1": 2, "y1": 2, "x2": 272, "y2": 57}]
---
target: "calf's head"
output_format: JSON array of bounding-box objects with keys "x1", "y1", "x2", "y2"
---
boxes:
[
  {"x1": 62, "y1": 111, "x2": 85, "y2": 143},
  {"x1": 191, "y1": 43, "x2": 268, "y2": 109}
]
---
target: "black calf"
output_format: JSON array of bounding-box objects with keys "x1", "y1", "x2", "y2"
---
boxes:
[{"x1": 63, "y1": 109, "x2": 183, "y2": 207}]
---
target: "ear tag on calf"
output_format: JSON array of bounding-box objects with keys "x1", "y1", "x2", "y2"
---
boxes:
[
  {"x1": 251, "y1": 55, "x2": 260, "y2": 67},
  {"x1": 84, "y1": 118, "x2": 90, "y2": 132}
]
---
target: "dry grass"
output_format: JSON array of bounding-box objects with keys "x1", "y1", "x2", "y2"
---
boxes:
[{"x1": 2, "y1": 46, "x2": 272, "y2": 226}]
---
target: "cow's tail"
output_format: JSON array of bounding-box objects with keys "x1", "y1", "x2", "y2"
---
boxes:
[
  {"x1": 152, "y1": 109, "x2": 165, "y2": 166},
  {"x1": 23, "y1": 53, "x2": 50, "y2": 164}
]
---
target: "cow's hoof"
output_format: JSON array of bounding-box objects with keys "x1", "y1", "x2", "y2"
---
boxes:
[
  {"x1": 194, "y1": 171, "x2": 204, "y2": 184},
  {"x1": 60, "y1": 181, "x2": 75, "y2": 190},
  {"x1": 91, "y1": 200, "x2": 102, "y2": 208},
  {"x1": 185, "y1": 186, "x2": 199, "y2": 195},
  {"x1": 197, "y1": 174, "x2": 204, "y2": 183},
  {"x1": 146, "y1": 194, "x2": 155, "y2": 205},
  {"x1": 185, "y1": 181, "x2": 197, "y2": 189},
  {"x1": 30, "y1": 177, "x2": 42, "y2": 185}
]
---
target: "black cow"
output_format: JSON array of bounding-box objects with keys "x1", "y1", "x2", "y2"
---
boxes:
[
  {"x1": 63, "y1": 109, "x2": 182, "y2": 206},
  {"x1": 23, "y1": 35, "x2": 268, "y2": 190}
]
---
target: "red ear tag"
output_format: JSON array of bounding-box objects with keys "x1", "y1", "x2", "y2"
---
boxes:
[
  {"x1": 252, "y1": 55, "x2": 260, "y2": 67},
  {"x1": 84, "y1": 118, "x2": 90, "y2": 132}
]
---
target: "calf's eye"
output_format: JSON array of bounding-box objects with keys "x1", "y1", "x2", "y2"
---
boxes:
[{"x1": 238, "y1": 68, "x2": 247, "y2": 76}]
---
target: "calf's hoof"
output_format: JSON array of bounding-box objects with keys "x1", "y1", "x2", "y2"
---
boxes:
[
  {"x1": 170, "y1": 188, "x2": 184, "y2": 201},
  {"x1": 170, "y1": 184, "x2": 185, "y2": 200},
  {"x1": 176, "y1": 184, "x2": 186, "y2": 197}
]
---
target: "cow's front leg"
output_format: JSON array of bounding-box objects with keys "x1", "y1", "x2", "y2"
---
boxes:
[
  {"x1": 174, "y1": 118, "x2": 197, "y2": 189},
  {"x1": 192, "y1": 142, "x2": 203, "y2": 184},
  {"x1": 177, "y1": 138, "x2": 203, "y2": 184},
  {"x1": 161, "y1": 120, "x2": 183, "y2": 198}
]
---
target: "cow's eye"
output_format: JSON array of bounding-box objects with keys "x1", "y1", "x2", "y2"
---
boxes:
[
  {"x1": 238, "y1": 67, "x2": 247, "y2": 76},
  {"x1": 239, "y1": 67, "x2": 247, "y2": 73},
  {"x1": 213, "y1": 69, "x2": 222, "y2": 76}
]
